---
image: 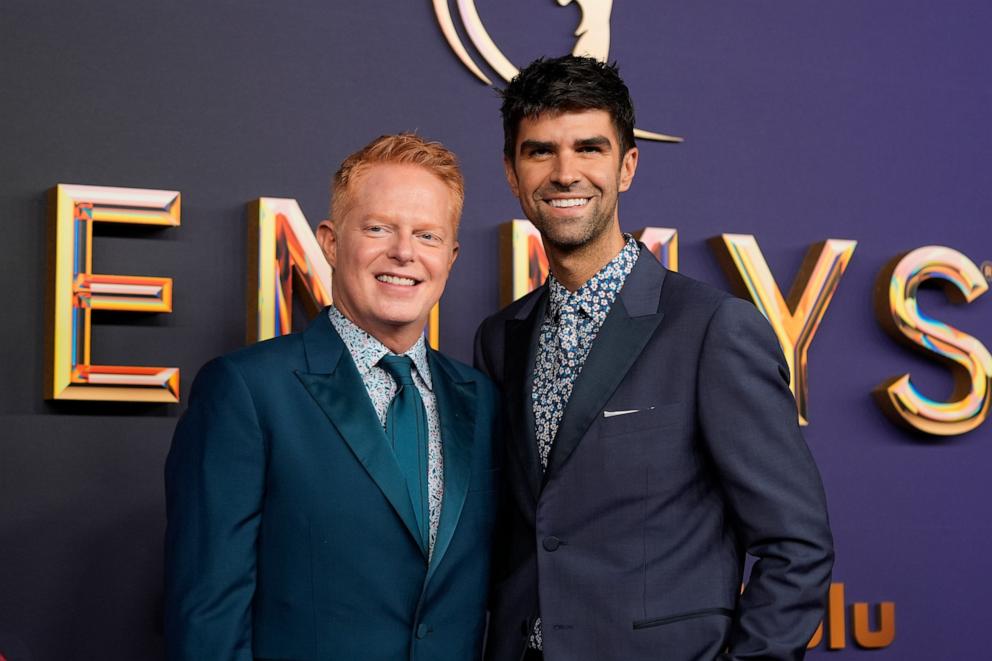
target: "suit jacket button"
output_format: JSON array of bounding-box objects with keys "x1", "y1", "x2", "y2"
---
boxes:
[
  {"x1": 543, "y1": 536, "x2": 561, "y2": 551},
  {"x1": 416, "y1": 623, "x2": 430, "y2": 639}
]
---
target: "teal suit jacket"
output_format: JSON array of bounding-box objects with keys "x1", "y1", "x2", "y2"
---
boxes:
[{"x1": 165, "y1": 311, "x2": 500, "y2": 660}]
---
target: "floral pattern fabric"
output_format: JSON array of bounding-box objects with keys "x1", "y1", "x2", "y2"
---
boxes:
[
  {"x1": 328, "y1": 306, "x2": 444, "y2": 556},
  {"x1": 532, "y1": 237, "x2": 640, "y2": 468}
]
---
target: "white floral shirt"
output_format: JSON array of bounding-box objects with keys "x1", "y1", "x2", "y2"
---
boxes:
[{"x1": 328, "y1": 305, "x2": 444, "y2": 556}]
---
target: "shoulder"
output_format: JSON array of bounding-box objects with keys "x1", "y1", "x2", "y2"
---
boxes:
[
  {"x1": 704, "y1": 294, "x2": 781, "y2": 350},
  {"x1": 483, "y1": 286, "x2": 544, "y2": 326},
  {"x1": 191, "y1": 332, "x2": 307, "y2": 395},
  {"x1": 431, "y1": 350, "x2": 498, "y2": 400},
  {"x1": 653, "y1": 269, "x2": 775, "y2": 345},
  {"x1": 477, "y1": 286, "x2": 545, "y2": 341},
  {"x1": 226, "y1": 330, "x2": 305, "y2": 365},
  {"x1": 656, "y1": 267, "x2": 772, "y2": 325},
  {"x1": 431, "y1": 350, "x2": 494, "y2": 387},
  {"x1": 665, "y1": 274, "x2": 785, "y2": 367},
  {"x1": 473, "y1": 286, "x2": 546, "y2": 381},
  {"x1": 658, "y1": 269, "x2": 734, "y2": 316}
]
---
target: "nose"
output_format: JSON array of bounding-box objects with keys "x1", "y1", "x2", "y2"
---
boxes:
[
  {"x1": 387, "y1": 230, "x2": 415, "y2": 263},
  {"x1": 550, "y1": 151, "x2": 581, "y2": 189}
]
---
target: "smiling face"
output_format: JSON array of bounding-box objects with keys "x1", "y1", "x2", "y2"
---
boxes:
[
  {"x1": 504, "y1": 109, "x2": 638, "y2": 257},
  {"x1": 317, "y1": 163, "x2": 459, "y2": 353}
]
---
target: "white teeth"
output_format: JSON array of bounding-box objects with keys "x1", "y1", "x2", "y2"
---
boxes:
[
  {"x1": 548, "y1": 198, "x2": 589, "y2": 208},
  {"x1": 377, "y1": 274, "x2": 416, "y2": 286}
]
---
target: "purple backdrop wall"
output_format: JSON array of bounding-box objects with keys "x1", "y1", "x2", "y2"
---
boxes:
[{"x1": 2, "y1": 1, "x2": 990, "y2": 658}]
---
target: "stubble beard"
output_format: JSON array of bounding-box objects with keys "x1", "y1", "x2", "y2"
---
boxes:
[{"x1": 529, "y1": 191, "x2": 618, "y2": 255}]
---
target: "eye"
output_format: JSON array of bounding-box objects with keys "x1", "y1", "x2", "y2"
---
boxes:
[
  {"x1": 418, "y1": 231, "x2": 443, "y2": 243},
  {"x1": 578, "y1": 145, "x2": 603, "y2": 154},
  {"x1": 365, "y1": 225, "x2": 386, "y2": 234}
]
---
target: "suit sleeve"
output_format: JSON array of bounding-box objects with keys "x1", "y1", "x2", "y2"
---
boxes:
[
  {"x1": 696, "y1": 298, "x2": 834, "y2": 661},
  {"x1": 164, "y1": 356, "x2": 265, "y2": 661}
]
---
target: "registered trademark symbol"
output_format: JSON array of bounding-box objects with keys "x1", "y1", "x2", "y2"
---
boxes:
[{"x1": 982, "y1": 261, "x2": 992, "y2": 282}]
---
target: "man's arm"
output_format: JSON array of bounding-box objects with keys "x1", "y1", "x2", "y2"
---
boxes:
[
  {"x1": 697, "y1": 297, "x2": 834, "y2": 661},
  {"x1": 164, "y1": 356, "x2": 265, "y2": 661}
]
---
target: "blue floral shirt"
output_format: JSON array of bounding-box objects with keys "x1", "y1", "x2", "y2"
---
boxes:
[{"x1": 532, "y1": 236, "x2": 640, "y2": 469}]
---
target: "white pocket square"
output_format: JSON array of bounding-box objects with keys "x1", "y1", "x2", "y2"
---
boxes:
[{"x1": 603, "y1": 406, "x2": 655, "y2": 418}]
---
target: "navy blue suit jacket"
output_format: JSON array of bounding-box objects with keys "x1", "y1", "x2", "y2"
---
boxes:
[
  {"x1": 475, "y1": 249, "x2": 833, "y2": 661},
  {"x1": 165, "y1": 310, "x2": 500, "y2": 660}
]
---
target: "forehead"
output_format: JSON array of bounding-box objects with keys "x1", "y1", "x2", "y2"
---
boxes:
[
  {"x1": 515, "y1": 109, "x2": 618, "y2": 148},
  {"x1": 345, "y1": 163, "x2": 456, "y2": 226}
]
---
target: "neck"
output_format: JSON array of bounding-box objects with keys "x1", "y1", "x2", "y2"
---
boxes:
[
  {"x1": 375, "y1": 330, "x2": 421, "y2": 355},
  {"x1": 545, "y1": 227, "x2": 627, "y2": 292},
  {"x1": 332, "y1": 301, "x2": 421, "y2": 355}
]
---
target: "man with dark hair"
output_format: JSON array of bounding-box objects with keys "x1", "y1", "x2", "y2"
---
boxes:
[
  {"x1": 499, "y1": 56, "x2": 637, "y2": 161},
  {"x1": 476, "y1": 56, "x2": 833, "y2": 661},
  {"x1": 166, "y1": 133, "x2": 500, "y2": 660}
]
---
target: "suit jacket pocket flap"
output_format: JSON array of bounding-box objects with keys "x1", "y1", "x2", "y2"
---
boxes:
[{"x1": 632, "y1": 606, "x2": 733, "y2": 630}]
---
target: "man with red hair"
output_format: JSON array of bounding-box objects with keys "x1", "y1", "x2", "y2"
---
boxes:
[{"x1": 166, "y1": 134, "x2": 500, "y2": 661}]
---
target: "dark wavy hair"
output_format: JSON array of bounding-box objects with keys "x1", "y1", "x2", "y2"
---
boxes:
[{"x1": 500, "y1": 55, "x2": 636, "y2": 161}]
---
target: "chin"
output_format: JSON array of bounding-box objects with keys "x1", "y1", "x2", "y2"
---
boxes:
[
  {"x1": 375, "y1": 305, "x2": 429, "y2": 329},
  {"x1": 543, "y1": 229, "x2": 594, "y2": 251}
]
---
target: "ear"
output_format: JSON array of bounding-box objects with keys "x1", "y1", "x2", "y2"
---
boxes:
[
  {"x1": 449, "y1": 240, "x2": 460, "y2": 268},
  {"x1": 316, "y1": 220, "x2": 337, "y2": 269},
  {"x1": 618, "y1": 146, "x2": 639, "y2": 192},
  {"x1": 503, "y1": 155, "x2": 520, "y2": 198}
]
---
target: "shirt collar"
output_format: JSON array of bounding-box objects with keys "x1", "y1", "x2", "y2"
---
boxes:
[
  {"x1": 548, "y1": 235, "x2": 640, "y2": 318},
  {"x1": 327, "y1": 306, "x2": 433, "y2": 391}
]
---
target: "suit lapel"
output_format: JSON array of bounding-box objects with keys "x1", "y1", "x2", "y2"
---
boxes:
[
  {"x1": 505, "y1": 290, "x2": 547, "y2": 501},
  {"x1": 425, "y1": 350, "x2": 476, "y2": 582},
  {"x1": 545, "y1": 250, "x2": 668, "y2": 480},
  {"x1": 295, "y1": 311, "x2": 425, "y2": 557}
]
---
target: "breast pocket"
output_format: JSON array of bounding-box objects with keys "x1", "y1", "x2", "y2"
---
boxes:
[{"x1": 598, "y1": 401, "x2": 684, "y2": 439}]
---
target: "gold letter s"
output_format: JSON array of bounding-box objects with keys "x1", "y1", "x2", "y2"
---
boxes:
[{"x1": 874, "y1": 246, "x2": 992, "y2": 436}]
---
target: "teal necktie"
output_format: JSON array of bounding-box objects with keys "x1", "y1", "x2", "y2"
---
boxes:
[{"x1": 379, "y1": 355, "x2": 430, "y2": 554}]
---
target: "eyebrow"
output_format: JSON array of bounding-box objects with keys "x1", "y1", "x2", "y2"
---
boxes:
[
  {"x1": 518, "y1": 136, "x2": 613, "y2": 154},
  {"x1": 575, "y1": 136, "x2": 612, "y2": 150},
  {"x1": 519, "y1": 139, "x2": 553, "y2": 154}
]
